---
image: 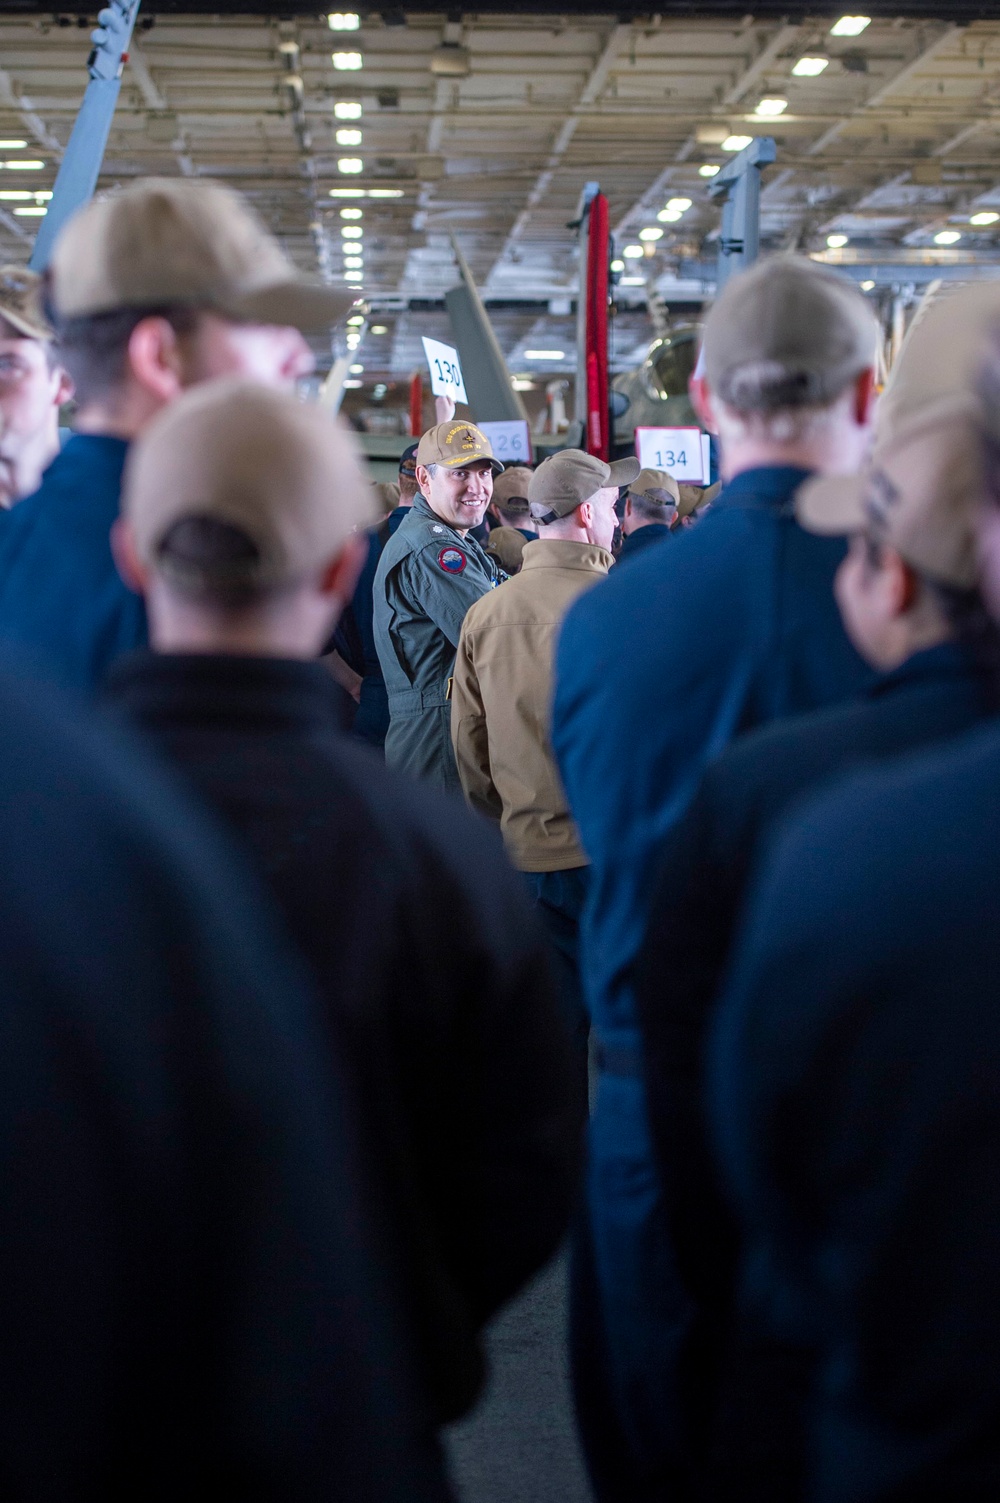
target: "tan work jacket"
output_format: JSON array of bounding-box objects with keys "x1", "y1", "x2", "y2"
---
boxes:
[{"x1": 451, "y1": 537, "x2": 613, "y2": 872}]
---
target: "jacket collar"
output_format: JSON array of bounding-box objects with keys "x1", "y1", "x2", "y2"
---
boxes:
[
  {"x1": 42, "y1": 431, "x2": 130, "y2": 489},
  {"x1": 868, "y1": 641, "x2": 985, "y2": 699},
  {"x1": 715, "y1": 465, "x2": 813, "y2": 516},
  {"x1": 105, "y1": 651, "x2": 342, "y2": 735},
  {"x1": 520, "y1": 538, "x2": 614, "y2": 575}
]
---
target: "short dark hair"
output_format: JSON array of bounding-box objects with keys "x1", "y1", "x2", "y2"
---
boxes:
[
  {"x1": 156, "y1": 515, "x2": 265, "y2": 608},
  {"x1": 43, "y1": 287, "x2": 201, "y2": 405},
  {"x1": 627, "y1": 492, "x2": 675, "y2": 525}
]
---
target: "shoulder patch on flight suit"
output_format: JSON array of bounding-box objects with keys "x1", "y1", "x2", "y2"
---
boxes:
[{"x1": 437, "y1": 546, "x2": 468, "y2": 575}]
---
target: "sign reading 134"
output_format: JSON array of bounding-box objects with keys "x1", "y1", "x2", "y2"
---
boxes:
[{"x1": 634, "y1": 425, "x2": 709, "y2": 484}]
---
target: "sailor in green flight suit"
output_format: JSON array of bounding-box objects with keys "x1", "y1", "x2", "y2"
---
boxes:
[{"x1": 373, "y1": 420, "x2": 505, "y2": 792}]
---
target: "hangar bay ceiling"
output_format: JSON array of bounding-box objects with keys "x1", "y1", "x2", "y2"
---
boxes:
[{"x1": 2, "y1": 8, "x2": 1000, "y2": 381}]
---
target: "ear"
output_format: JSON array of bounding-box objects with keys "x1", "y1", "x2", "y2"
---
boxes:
[
  {"x1": 318, "y1": 532, "x2": 368, "y2": 608},
  {"x1": 885, "y1": 546, "x2": 918, "y2": 616},
  {"x1": 624, "y1": 496, "x2": 634, "y2": 520},
  {"x1": 853, "y1": 366, "x2": 877, "y2": 426},
  {"x1": 414, "y1": 463, "x2": 432, "y2": 496},
  {"x1": 53, "y1": 365, "x2": 74, "y2": 407},
  {"x1": 689, "y1": 373, "x2": 718, "y2": 435},
  {"x1": 110, "y1": 516, "x2": 150, "y2": 595},
  {"x1": 126, "y1": 316, "x2": 186, "y2": 405}
]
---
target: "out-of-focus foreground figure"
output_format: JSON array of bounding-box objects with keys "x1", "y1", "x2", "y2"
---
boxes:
[
  {"x1": 0, "y1": 666, "x2": 449, "y2": 1502},
  {"x1": 107, "y1": 380, "x2": 582, "y2": 1439},
  {"x1": 551, "y1": 255, "x2": 878, "y2": 1501},
  {"x1": 0, "y1": 179, "x2": 354, "y2": 693}
]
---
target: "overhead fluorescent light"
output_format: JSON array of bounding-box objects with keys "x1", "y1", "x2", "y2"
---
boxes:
[
  {"x1": 1, "y1": 160, "x2": 45, "y2": 171},
  {"x1": 340, "y1": 207, "x2": 363, "y2": 219},
  {"x1": 722, "y1": 135, "x2": 752, "y2": 152},
  {"x1": 623, "y1": 244, "x2": 643, "y2": 258},
  {"x1": 970, "y1": 211, "x2": 999, "y2": 226},
  {"x1": 0, "y1": 189, "x2": 31, "y2": 200},
  {"x1": 666, "y1": 197, "x2": 692, "y2": 212},
  {"x1": 860, "y1": 279, "x2": 875, "y2": 290},
  {"x1": 699, "y1": 164, "x2": 721, "y2": 177},
  {"x1": 934, "y1": 229, "x2": 961, "y2": 245},
  {"x1": 341, "y1": 225, "x2": 363, "y2": 238},
  {"x1": 610, "y1": 258, "x2": 625, "y2": 272},
  {"x1": 14, "y1": 205, "x2": 46, "y2": 216},
  {"x1": 369, "y1": 188, "x2": 403, "y2": 198},
  {"x1": 328, "y1": 13, "x2": 360, "y2": 30},
  {"x1": 755, "y1": 98, "x2": 787, "y2": 117},
  {"x1": 793, "y1": 56, "x2": 830, "y2": 76},
  {"x1": 335, "y1": 101, "x2": 362, "y2": 120},
  {"x1": 826, "y1": 233, "x2": 849, "y2": 248},
  {"x1": 371, "y1": 325, "x2": 389, "y2": 334},
  {"x1": 338, "y1": 157, "x2": 364, "y2": 174},
  {"x1": 330, "y1": 186, "x2": 365, "y2": 197},
  {"x1": 620, "y1": 277, "x2": 645, "y2": 286},
  {"x1": 344, "y1": 270, "x2": 363, "y2": 281},
  {"x1": 344, "y1": 257, "x2": 364, "y2": 269},
  {"x1": 347, "y1": 314, "x2": 365, "y2": 326},
  {"x1": 524, "y1": 350, "x2": 565, "y2": 359},
  {"x1": 350, "y1": 364, "x2": 364, "y2": 373},
  {"x1": 657, "y1": 209, "x2": 682, "y2": 223},
  {"x1": 0, "y1": 140, "x2": 27, "y2": 149},
  {"x1": 343, "y1": 379, "x2": 363, "y2": 388},
  {"x1": 332, "y1": 52, "x2": 363, "y2": 70},
  {"x1": 830, "y1": 16, "x2": 871, "y2": 36},
  {"x1": 511, "y1": 378, "x2": 535, "y2": 392},
  {"x1": 639, "y1": 227, "x2": 663, "y2": 241},
  {"x1": 336, "y1": 128, "x2": 362, "y2": 146}
]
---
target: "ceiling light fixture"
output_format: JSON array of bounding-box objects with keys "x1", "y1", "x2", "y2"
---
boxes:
[
  {"x1": 350, "y1": 363, "x2": 364, "y2": 373},
  {"x1": 13, "y1": 205, "x2": 46, "y2": 216},
  {"x1": 347, "y1": 314, "x2": 364, "y2": 326},
  {"x1": 657, "y1": 209, "x2": 682, "y2": 223},
  {"x1": 340, "y1": 206, "x2": 363, "y2": 219},
  {"x1": 344, "y1": 257, "x2": 364, "y2": 269},
  {"x1": 336, "y1": 128, "x2": 362, "y2": 146},
  {"x1": 341, "y1": 225, "x2": 363, "y2": 237},
  {"x1": 860, "y1": 279, "x2": 875, "y2": 290},
  {"x1": 334, "y1": 101, "x2": 362, "y2": 120},
  {"x1": 0, "y1": 139, "x2": 27, "y2": 149},
  {"x1": 524, "y1": 350, "x2": 565, "y2": 359},
  {"x1": 793, "y1": 56, "x2": 830, "y2": 76},
  {"x1": 666, "y1": 197, "x2": 692, "y2": 212},
  {"x1": 970, "y1": 211, "x2": 1000, "y2": 226},
  {"x1": 511, "y1": 378, "x2": 535, "y2": 392},
  {"x1": 639, "y1": 227, "x2": 663, "y2": 241},
  {"x1": 620, "y1": 276, "x2": 645, "y2": 286},
  {"x1": 826, "y1": 233, "x2": 849, "y2": 248},
  {"x1": 368, "y1": 187, "x2": 403, "y2": 198},
  {"x1": 830, "y1": 16, "x2": 871, "y2": 36},
  {"x1": 371, "y1": 324, "x2": 389, "y2": 334},
  {"x1": 0, "y1": 160, "x2": 45, "y2": 171},
  {"x1": 934, "y1": 229, "x2": 961, "y2": 245},
  {"x1": 343, "y1": 379, "x2": 363, "y2": 389},
  {"x1": 610, "y1": 258, "x2": 625, "y2": 272},
  {"x1": 332, "y1": 51, "x2": 363, "y2": 70},
  {"x1": 0, "y1": 189, "x2": 31, "y2": 200},
  {"x1": 330, "y1": 186, "x2": 365, "y2": 197},
  {"x1": 338, "y1": 157, "x2": 364, "y2": 174},
  {"x1": 345, "y1": 270, "x2": 363, "y2": 281},
  {"x1": 722, "y1": 135, "x2": 753, "y2": 152},
  {"x1": 623, "y1": 244, "x2": 643, "y2": 258},
  {"x1": 699, "y1": 164, "x2": 721, "y2": 177},
  {"x1": 328, "y1": 13, "x2": 360, "y2": 30},
  {"x1": 755, "y1": 97, "x2": 788, "y2": 117}
]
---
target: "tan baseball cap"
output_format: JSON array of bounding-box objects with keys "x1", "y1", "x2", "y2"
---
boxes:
[
  {"x1": 492, "y1": 465, "x2": 534, "y2": 512},
  {"x1": 49, "y1": 178, "x2": 357, "y2": 332},
  {"x1": 416, "y1": 420, "x2": 503, "y2": 474},
  {"x1": 0, "y1": 265, "x2": 51, "y2": 341},
  {"x1": 528, "y1": 449, "x2": 640, "y2": 521},
  {"x1": 703, "y1": 254, "x2": 877, "y2": 408},
  {"x1": 628, "y1": 467, "x2": 681, "y2": 508},
  {"x1": 795, "y1": 282, "x2": 1000, "y2": 589},
  {"x1": 123, "y1": 378, "x2": 378, "y2": 592}
]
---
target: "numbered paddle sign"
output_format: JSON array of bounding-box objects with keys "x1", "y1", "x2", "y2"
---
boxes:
[
  {"x1": 421, "y1": 336, "x2": 468, "y2": 405},
  {"x1": 634, "y1": 426, "x2": 709, "y2": 485},
  {"x1": 477, "y1": 419, "x2": 532, "y2": 465}
]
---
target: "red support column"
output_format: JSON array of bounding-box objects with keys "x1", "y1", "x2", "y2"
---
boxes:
[{"x1": 585, "y1": 192, "x2": 610, "y2": 461}]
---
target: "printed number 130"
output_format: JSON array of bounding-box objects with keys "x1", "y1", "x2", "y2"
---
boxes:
[{"x1": 433, "y1": 358, "x2": 461, "y2": 387}]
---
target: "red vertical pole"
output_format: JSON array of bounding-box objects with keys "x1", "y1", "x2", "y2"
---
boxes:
[
  {"x1": 585, "y1": 192, "x2": 610, "y2": 460},
  {"x1": 409, "y1": 372, "x2": 424, "y2": 438}
]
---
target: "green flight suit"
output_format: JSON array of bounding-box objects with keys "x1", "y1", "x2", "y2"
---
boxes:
[{"x1": 373, "y1": 493, "x2": 503, "y2": 792}]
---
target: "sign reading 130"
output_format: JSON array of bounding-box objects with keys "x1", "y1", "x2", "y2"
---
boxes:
[
  {"x1": 421, "y1": 335, "x2": 468, "y2": 404},
  {"x1": 634, "y1": 425, "x2": 709, "y2": 484}
]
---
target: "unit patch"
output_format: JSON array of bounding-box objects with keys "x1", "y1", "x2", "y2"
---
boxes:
[{"x1": 437, "y1": 546, "x2": 468, "y2": 574}]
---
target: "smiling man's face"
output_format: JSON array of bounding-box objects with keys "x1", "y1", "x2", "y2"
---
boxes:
[{"x1": 418, "y1": 457, "x2": 494, "y2": 534}]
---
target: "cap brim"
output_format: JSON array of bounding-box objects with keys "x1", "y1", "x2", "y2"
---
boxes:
[
  {"x1": 0, "y1": 307, "x2": 50, "y2": 341},
  {"x1": 440, "y1": 453, "x2": 504, "y2": 474},
  {"x1": 794, "y1": 472, "x2": 866, "y2": 537},
  {"x1": 224, "y1": 280, "x2": 360, "y2": 333},
  {"x1": 609, "y1": 455, "x2": 641, "y2": 487}
]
